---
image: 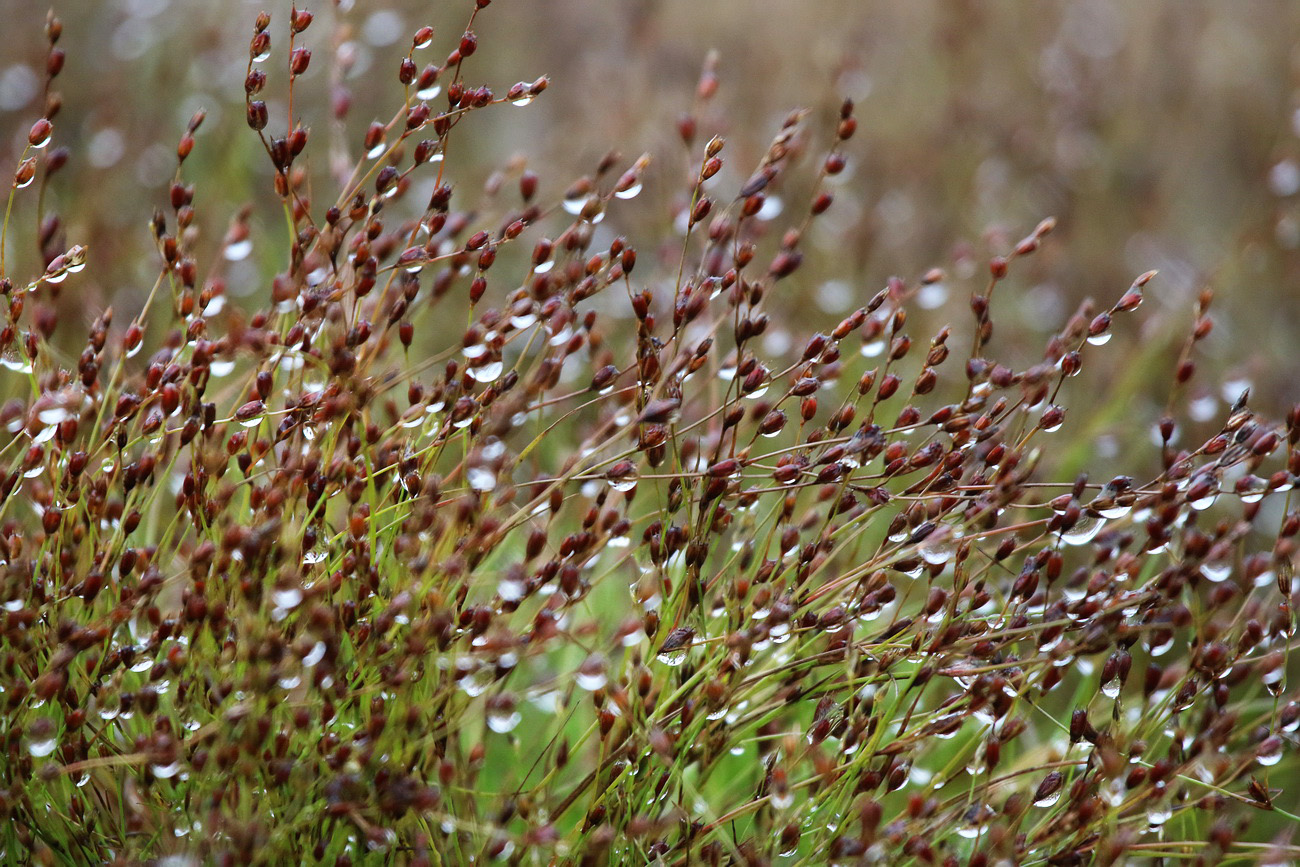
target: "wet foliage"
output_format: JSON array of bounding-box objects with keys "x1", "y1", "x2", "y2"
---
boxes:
[{"x1": 0, "y1": 3, "x2": 1298, "y2": 865}]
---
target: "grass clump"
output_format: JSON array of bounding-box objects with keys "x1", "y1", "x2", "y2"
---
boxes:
[{"x1": 0, "y1": 3, "x2": 1298, "y2": 865}]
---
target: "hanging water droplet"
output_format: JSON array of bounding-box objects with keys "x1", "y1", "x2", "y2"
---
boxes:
[
  {"x1": 920, "y1": 539, "x2": 957, "y2": 565},
  {"x1": 27, "y1": 737, "x2": 57, "y2": 758},
  {"x1": 614, "y1": 182, "x2": 642, "y2": 200},
  {"x1": 1145, "y1": 803, "x2": 1172, "y2": 826},
  {"x1": 486, "y1": 708, "x2": 522, "y2": 733},
  {"x1": 151, "y1": 761, "x2": 183, "y2": 779},
  {"x1": 467, "y1": 467, "x2": 497, "y2": 492},
  {"x1": 656, "y1": 647, "x2": 687, "y2": 666},
  {"x1": 271, "y1": 587, "x2": 303, "y2": 609},
  {"x1": 860, "y1": 339, "x2": 885, "y2": 358},
  {"x1": 1061, "y1": 515, "x2": 1105, "y2": 546},
  {"x1": 1200, "y1": 560, "x2": 1232, "y2": 583},
  {"x1": 469, "y1": 360, "x2": 504, "y2": 383},
  {"x1": 224, "y1": 239, "x2": 253, "y2": 262},
  {"x1": 1256, "y1": 736, "x2": 1284, "y2": 766},
  {"x1": 417, "y1": 84, "x2": 440, "y2": 100}
]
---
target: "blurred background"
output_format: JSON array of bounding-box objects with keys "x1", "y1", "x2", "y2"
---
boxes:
[{"x1": 2, "y1": 0, "x2": 1299, "y2": 432}]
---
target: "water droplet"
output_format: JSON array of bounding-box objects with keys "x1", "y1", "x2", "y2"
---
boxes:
[
  {"x1": 486, "y1": 709, "x2": 522, "y2": 733},
  {"x1": 130, "y1": 658, "x2": 154, "y2": 674},
  {"x1": 1200, "y1": 560, "x2": 1232, "y2": 583},
  {"x1": 656, "y1": 647, "x2": 688, "y2": 666},
  {"x1": 416, "y1": 84, "x2": 440, "y2": 100},
  {"x1": 1060, "y1": 515, "x2": 1105, "y2": 546},
  {"x1": 468, "y1": 467, "x2": 497, "y2": 492},
  {"x1": 271, "y1": 587, "x2": 303, "y2": 609},
  {"x1": 576, "y1": 657, "x2": 607, "y2": 691},
  {"x1": 1085, "y1": 332, "x2": 1112, "y2": 346},
  {"x1": 151, "y1": 761, "x2": 182, "y2": 779},
  {"x1": 224, "y1": 238, "x2": 253, "y2": 261},
  {"x1": 917, "y1": 283, "x2": 948, "y2": 310},
  {"x1": 920, "y1": 539, "x2": 957, "y2": 565},
  {"x1": 509, "y1": 94, "x2": 534, "y2": 107},
  {"x1": 27, "y1": 737, "x2": 57, "y2": 758},
  {"x1": 562, "y1": 195, "x2": 587, "y2": 215},
  {"x1": 860, "y1": 339, "x2": 885, "y2": 358},
  {"x1": 366, "y1": 142, "x2": 387, "y2": 159},
  {"x1": 614, "y1": 182, "x2": 642, "y2": 200},
  {"x1": 1145, "y1": 803, "x2": 1172, "y2": 826},
  {"x1": 1033, "y1": 790, "x2": 1062, "y2": 808},
  {"x1": 757, "y1": 196, "x2": 783, "y2": 221},
  {"x1": 469, "y1": 360, "x2": 503, "y2": 383},
  {"x1": 0, "y1": 351, "x2": 33, "y2": 372},
  {"x1": 1257, "y1": 737, "x2": 1284, "y2": 766},
  {"x1": 1100, "y1": 676, "x2": 1122, "y2": 699}
]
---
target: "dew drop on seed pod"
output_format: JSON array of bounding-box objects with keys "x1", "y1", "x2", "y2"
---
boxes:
[
  {"x1": 301, "y1": 641, "x2": 327, "y2": 667},
  {"x1": 1085, "y1": 331, "x2": 1112, "y2": 346},
  {"x1": 1145, "y1": 804, "x2": 1172, "y2": 826},
  {"x1": 27, "y1": 737, "x2": 57, "y2": 758},
  {"x1": 1096, "y1": 502, "x2": 1131, "y2": 519},
  {"x1": 151, "y1": 762, "x2": 182, "y2": 779},
  {"x1": 917, "y1": 283, "x2": 948, "y2": 310},
  {"x1": 1199, "y1": 559, "x2": 1232, "y2": 583},
  {"x1": 365, "y1": 141, "x2": 387, "y2": 159},
  {"x1": 860, "y1": 339, "x2": 885, "y2": 358},
  {"x1": 0, "y1": 351, "x2": 32, "y2": 373},
  {"x1": 562, "y1": 194, "x2": 587, "y2": 215},
  {"x1": 607, "y1": 475, "x2": 638, "y2": 494},
  {"x1": 1032, "y1": 788, "x2": 1062, "y2": 809},
  {"x1": 469, "y1": 360, "x2": 503, "y2": 383},
  {"x1": 920, "y1": 540, "x2": 957, "y2": 565},
  {"x1": 757, "y1": 195, "x2": 783, "y2": 221},
  {"x1": 223, "y1": 238, "x2": 252, "y2": 261},
  {"x1": 1100, "y1": 675, "x2": 1122, "y2": 699},
  {"x1": 1237, "y1": 475, "x2": 1267, "y2": 503},
  {"x1": 656, "y1": 647, "x2": 688, "y2": 667},
  {"x1": 130, "y1": 658, "x2": 154, "y2": 673},
  {"x1": 467, "y1": 467, "x2": 497, "y2": 492},
  {"x1": 1060, "y1": 515, "x2": 1105, "y2": 546},
  {"x1": 209, "y1": 359, "x2": 235, "y2": 377},
  {"x1": 547, "y1": 324, "x2": 573, "y2": 346},
  {"x1": 486, "y1": 709, "x2": 522, "y2": 734},
  {"x1": 614, "y1": 182, "x2": 642, "y2": 200},
  {"x1": 271, "y1": 587, "x2": 303, "y2": 609},
  {"x1": 575, "y1": 657, "x2": 607, "y2": 691},
  {"x1": 532, "y1": 259, "x2": 554, "y2": 274},
  {"x1": 509, "y1": 94, "x2": 534, "y2": 107}
]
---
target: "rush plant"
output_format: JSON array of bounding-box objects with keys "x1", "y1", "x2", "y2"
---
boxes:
[{"x1": 0, "y1": 3, "x2": 1297, "y2": 865}]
